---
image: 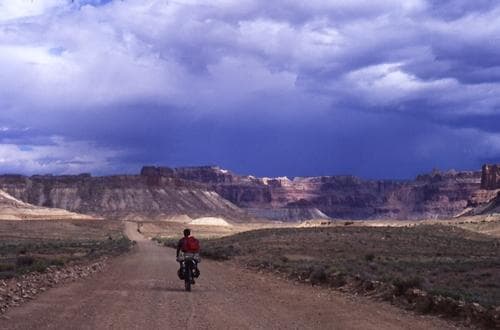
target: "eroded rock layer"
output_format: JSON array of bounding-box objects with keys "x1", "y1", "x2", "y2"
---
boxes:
[
  {"x1": 142, "y1": 166, "x2": 482, "y2": 220},
  {"x1": 462, "y1": 164, "x2": 500, "y2": 216},
  {"x1": 0, "y1": 174, "x2": 244, "y2": 220},
  {"x1": 481, "y1": 164, "x2": 500, "y2": 190},
  {"x1": 0, "y1": 166, "x2": 486, "y2": 221},
  {"x1": 0, "y1": 189, "x2": 93, "y2": 220}
]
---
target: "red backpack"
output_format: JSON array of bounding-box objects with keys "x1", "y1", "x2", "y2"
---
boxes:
[{"x1": 182, "y1": 236, "x2": 200, "y2": 253}]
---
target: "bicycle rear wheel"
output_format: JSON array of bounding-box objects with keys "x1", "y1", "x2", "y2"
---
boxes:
[{"x1": 184, "y1": 264, "x2": 192, "y2": 292}]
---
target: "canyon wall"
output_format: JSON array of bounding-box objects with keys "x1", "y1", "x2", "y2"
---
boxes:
[
  {"x1": 463, "y1": 164, "x2": 500, "y2": 216},
  {"x1": 0, "y1": 173, "x2": 245, "y2": 220},
  {"x1": 0, "y1": 166, "x2": 486, "y2": 221},
  {"x1": 481, "y1": 164, "x2": 500, "y2": 190},
  {"x1": 142, "y1": 166, "x2": 482, "y2": 220}
]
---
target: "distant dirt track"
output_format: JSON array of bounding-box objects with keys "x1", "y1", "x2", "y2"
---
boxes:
[{"x1": 1, "y1": 222, "x2": 459, "y2": 330}]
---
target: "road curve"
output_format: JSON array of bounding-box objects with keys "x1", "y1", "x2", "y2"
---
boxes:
[{"x1": 1, "y1": 222, "x2": 459, "y2": 330}]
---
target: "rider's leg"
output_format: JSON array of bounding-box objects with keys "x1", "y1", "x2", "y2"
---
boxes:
[
  {"x1": 178, "y1": 261, "x2": 185, "y2": 279},
  {"x1": 194, "y1": 261, "x2": 200, "y2": 277}
]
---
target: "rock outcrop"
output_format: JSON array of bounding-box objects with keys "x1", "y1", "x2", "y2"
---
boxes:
[
  {"x1": 461, "y1": 164, "x2": 500, "y2": 216},
  {"x1": 0, "y1": 189, "x2": 94, "y2": 220},
  {"x1": 0, "y1": 173, "x2": 245, "y2": 221},
  {"x1": 481, "y1": 164, "x2": 500, "y2": 190},
  {"x1": 465, "y1": 191, "x2": 500, "y2": 216},
  {"x1": 0, "y1": 166, "x2": 486, "y2": 221},
  {"x1": 141, "y1": 166, "x2": 482, "y2": 220}
]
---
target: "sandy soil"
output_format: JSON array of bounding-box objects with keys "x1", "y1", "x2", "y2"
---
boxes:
[
  {"x1": 0, "y1": 222, "x2": 460, "y2": 330},
  {"x1": 298, "y1": 216, "x2": 500, "y2": 238},
  {"x1": 189, "y1": 217, "x2": 231, "y2": 226}
]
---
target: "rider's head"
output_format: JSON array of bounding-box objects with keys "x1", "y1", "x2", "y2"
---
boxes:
[{"x1": 183, "y1": 228, "x2": 191, "y2": 237}]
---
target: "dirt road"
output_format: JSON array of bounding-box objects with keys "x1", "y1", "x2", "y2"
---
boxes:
[{"x1": 1, "y1": 223, "x2": 459, "y2": 330}]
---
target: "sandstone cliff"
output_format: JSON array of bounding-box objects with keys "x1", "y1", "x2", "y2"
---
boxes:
[
  {"x1": 0, "y1": 189, "x2": 93, "y2": 220},
  {"x1": 0, "y1": 173, "x2": 245, "y2": 220},
  {"x1": 481, "y1": 164, "x2": 500, "y2": 189},
  {"x1": 0, "y1": 166, "x2": 486, "y2": 221},
  {"x1": 463, "y1": 164, "x2": 500, "y2": 216},
  {"x1": 466, "y1": 192, "x2": 500, "y2": 216},
  {"x1": 142, "y1": 166, "x2": 482, "y2": 220}
]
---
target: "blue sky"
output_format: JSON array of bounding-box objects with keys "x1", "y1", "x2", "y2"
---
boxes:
[{"x1": 0, "y1": 0, "x2": 499, "y2": 178}]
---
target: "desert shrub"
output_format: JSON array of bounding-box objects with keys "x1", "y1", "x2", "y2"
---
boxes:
[
  {"x1": 16, "y1": 255, "x2": 35, "y2": 267},
  {"x1": 19, "y1": 258, "x2": 66, "y2": 274},
  {"x1": 393, "y1": 276, "x2": 423, "y2": 296},
  {"x1": 0, "y1": 263, "x2": 16, "y2": 279},
  {"x1": 49, "y1": 258, "x2": 65, "y2": 267},
  {"x1": 0, "y1": 264, "x2": 15, "y2": 279},
  {"x1": 152, "y1": 237, "x2": 177, "y2": 248},
  {"x1": 201, "y1": 241, "x2": 242, "y2": 261},
  {"x1": 326, "y1": 269, "x2": 348, "y2": 287},
  {"x1": 344, "y1": 221, "x2": 354, "y2": 226},
  {"x1": 87, "y1": 236, "x2": 132, "y2": 257},
  {"x1": 429, "y1": 288, "x2": 497, "y2": 307},
  {"x1": 14, "y1": 258, "x2": 49, "y2": 274},
  {"x1": 246, "y1": 259, "x2": 263, "y2": 268},
  {"x1": 365, "y1": 253, "x2": 375, "y2": 262},
  {"x1": 309, "y1": 266, "x2": 327, "y2": 285},
  {"x1": 0, "y1": 263, "x2": 15, "y2": 272},
  {"x1": 29, "y1": 260, "x2": 49, "y2": 273},
  {"x1": 201, "y1": 247, "x2": 230, "y2": 260},
  {"x1": 429, "y1": 288, "x2": 465, "y2": 302},
  {"x1": 112, "y1": 236, "x2": 133, "y2": 253}
]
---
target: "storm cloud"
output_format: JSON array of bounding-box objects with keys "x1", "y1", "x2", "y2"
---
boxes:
[{"x1": 0, "y1": 0, "x2": 499, "y2": 178}]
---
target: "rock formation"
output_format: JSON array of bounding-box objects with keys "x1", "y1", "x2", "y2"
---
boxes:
[
  {"x1": 139, "y1": 166, "x2": 482, "y2": 220},
  {"x1": 0, "y1": 166, "x2": 487, "y2": 221},
  {"x1": 462, "y1": 164, "x2": 500, "y2": 216},
  {"x1": 0, "y1": 189, "x2": 93, "y2": 220},
  {"x1": 481, "y1": 164, "x2": 500, "y2": 190},
  {"x1": 0, "y1": 173, "x2": 245, "y2": 221}
]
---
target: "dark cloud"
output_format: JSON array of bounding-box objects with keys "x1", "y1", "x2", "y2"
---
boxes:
[
  {"x1": 425, "y1": 0, "x2": 499, "y2": 20},
  {"x1": 1, "y1": 0, "x2": 500, "y2": 177}
]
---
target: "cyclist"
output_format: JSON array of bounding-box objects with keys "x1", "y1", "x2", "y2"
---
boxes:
[{"x1": 176, "y1": 228, "x2": 200, "y2": 282}]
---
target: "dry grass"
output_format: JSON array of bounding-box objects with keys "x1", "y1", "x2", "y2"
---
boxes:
[
  {"x1": 0, "y1": 220, "x2": 132, "y2": 279},
  {"x1": 201, "y1": 225, "x2": 500, "y2": 307}
]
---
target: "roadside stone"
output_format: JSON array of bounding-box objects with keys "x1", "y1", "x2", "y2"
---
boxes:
[
  {"x1": 0, "y1": 257, "x2": 109, "y2": 316},
  {"x1": 471, "y1": 302, "x2": 486, "y2": 315}
]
